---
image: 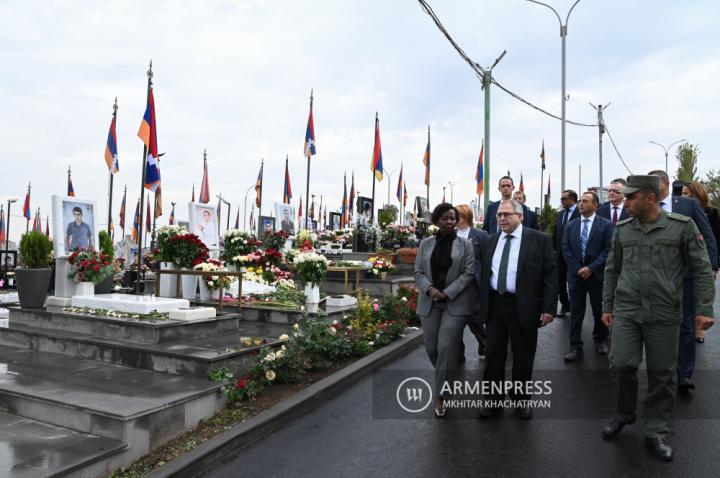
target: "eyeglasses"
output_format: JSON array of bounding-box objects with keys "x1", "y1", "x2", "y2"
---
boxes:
[
  {"x1": 496, "y1": 212, "x2": 519, "y2": 218},
  {"x1": 608, "y1": 189, "x2": 622, "y2": 194}
]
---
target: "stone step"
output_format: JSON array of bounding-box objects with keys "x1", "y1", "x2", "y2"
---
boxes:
[
  {"x1": 0, "y1": 320, "x2": 293, "y2": 378},
  {"x1": 322, "y1": 275, "x2": 415, "y2": 298},
  {"x1": 8, "y1": 306, "x2": 241, "y2": 344},
  {"x1": 0, "y1": 411, "x2": 126, "y2": 478},
  {"x1": 0, "y1": 346, "x2": 224, "y2": 473}
]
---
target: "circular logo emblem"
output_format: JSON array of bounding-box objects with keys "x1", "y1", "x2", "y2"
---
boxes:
[{"x1": 396, "y1": 377, "x2": 433, "y2": 413}]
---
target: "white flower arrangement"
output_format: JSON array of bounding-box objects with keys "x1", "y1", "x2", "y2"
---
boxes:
[
  {"x1": 193, "y1": 259, "x2": 235, "y2": 289},
  {"x1": 265, "y1": 370, "x2": 276, "y2": 381},
  {"x1": 278, "y1": 333, "x2": 290, "y2": 342}
]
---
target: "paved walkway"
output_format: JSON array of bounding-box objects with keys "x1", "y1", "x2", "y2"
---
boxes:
[{"x1": 204, "y1": 284, "x2": 720, "y2": 477}]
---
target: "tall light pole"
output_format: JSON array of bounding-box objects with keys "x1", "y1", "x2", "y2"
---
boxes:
[
  {"x1": 527, "y1": 0, "x2": 582, "y2": 193},
  {"x1": 217, "y1": 194, "x2": 231, "y2": 234},
  {"x1": 4, "y1": 198, "x2": 17, "y2": 289},
  {"x1": 243, "y1": 184, "x2": 255, "y2": 232},
  {"x1": 649, "y1": 139, "x2": 686, "y2": 176},
  {"x1": 447, "y1": 180, "x2": 455, "y2": 204},
  {"x1": 481, "y1": 49, "x2": 507, "y2": 213},
  {"x1": 385, "y1": 169, "x2": 397, "y2": 206}
]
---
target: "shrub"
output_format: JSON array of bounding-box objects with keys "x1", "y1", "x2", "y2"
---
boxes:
[
  {"x1": 98, "y1": 230, "x2": 114, "y2": 261},
  {"x1": 19, "y1": 231, "x2": 53, "y2": 268}
]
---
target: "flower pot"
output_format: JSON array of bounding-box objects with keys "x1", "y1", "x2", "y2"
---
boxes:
[
  {"x1": 94, "y1": 275, "x2": 114, "y2": 294},
  {"x1": 199, "y1": 280, "x2": 220, "y2": 301},
  {"x1": 397, "y1": 248, "x2": 418, "y2": 264},
  {"x1": 304, "y1": 283, "x2": 320, "y2": 304},
  {"x1": 379, "y1": 272, "x2": 388, "y2": 280},
  {"x1": 75, "y1": 281, "x2": 95, "y2": 297},
  {"x1": 15, "y1": 268, "x2": 52, "y2": 308},
  {"x1": 158, "y1": 262, "x2": 178, "y2": 298},
  {"x1": 181, "y1": 273, "x2": 198, "y2": 300}
]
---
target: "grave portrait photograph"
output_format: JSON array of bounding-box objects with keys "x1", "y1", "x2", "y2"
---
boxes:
[
  {"x1": 329, "y1": 212, "x2": 341, "y2": 230},
  {"x1": 258, "y1": 215, "x2": 275, "y2": 241},
  {"x1": 274, "y1": 203, "x2": 295, "y2": 235},
  {"x1": 52, "y1": 195, "x2": 99, "y2": 257},
  {"x1": 189, "y1": 203, "x2": 219, "y2": 250},
  {"x1": 357, "y1": 196, "x2": 373, "y2": 225},
  {"x1": 415, "y1": 196, "x2": 429, "y2": 222}
]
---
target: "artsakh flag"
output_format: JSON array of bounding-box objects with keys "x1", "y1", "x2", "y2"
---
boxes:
[
  {"x1": 138, "y1": 88, "x2": 161, "y2": 192},
  {"x1": 283, "y1": 156, "x2": 292, "y2": 204},
  {"x1": 132, "y1": 199, "x2": 139, "y2": 243},
  {"x1": 0, "y1": 208, "x2": 5, "y2": 243},
  {"x1": 396, "y1": 164, "x2": 403, "y2": 202},
  {"x1": 105, "y1": 114, "x2": 119, "y2": 173},
  {"x1": 423, "y1": 127, "x2": 431, "y2": 186},
  {"x1": 475, "y1": 141, "x2": 484, "y2": 196},
  {"x1": 199, "y1": 153, "x2": 210, "y2": 204},
  {"x1": 22, "y1": 188, "x2": 31, "y2": 220},
  {"x1": 119, "y1": 188, "x2": 127, "y2": 230},
  {"x1": 370, "y1": 113, "x2": 383, "y2": 181},
  {"x1": 304, "y1": 95, "x2": 316, "y2": 158}
]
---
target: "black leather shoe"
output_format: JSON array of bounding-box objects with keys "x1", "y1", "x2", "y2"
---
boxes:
[
  {"x1": 677, "y1": 377, "x2": 695, "y2": 393},
  {"x1": 478, "y1": 346, "x2": 486, "y2": 360},
  {"x1": 595, "y1": 343, "x2": 609, "y2": 355},
  {"x1": 514, "y1": 407, "x2": 533, "y2": 420},
  {"x1": 478, "y1": 406, "x2": 502, "y2": 419},
  {"x1": 645, "y1": 437, "x2": 673, "y2": 462},
  {"x1": 602, "y1": 417, "x2": 635, "y2": 440},
  {"x1": 564, "y1": 349, "x2": 584, "y2": 362}
]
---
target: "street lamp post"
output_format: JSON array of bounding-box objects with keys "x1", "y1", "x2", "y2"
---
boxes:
[
  {"x1": 217, "y1": 194, "x2": 231, "y2": 234},
  {"x1": 527, "y1": 0, "x2": 583, "y2": 193},
  {"x1": 243, "y1": 184, "x2": 255, "y2": 232},
  {"x1": 385, "y1": 169, "x2": 396, "y2": 206},
  {"x1": 4, "y1": 198, "x2": 17, "y2": 289},
  {"x1": 649, "y1": 139, "x2": 687, "y2": 176},
  {"x1": 447, "y1": 181, "x2": 455, "y2": 204}
]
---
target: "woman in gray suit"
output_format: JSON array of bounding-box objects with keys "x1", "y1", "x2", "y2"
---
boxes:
[{"x1": 415, "y1": 203, "x2": 476, "y2": 417}]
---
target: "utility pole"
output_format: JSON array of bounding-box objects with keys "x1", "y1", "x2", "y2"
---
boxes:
[
  {"x1": 480, "y1": 49, "x2": 506, "y2": 212},
  {"x1": 650, "y1": 139, "x2": 687, "y2": 176},
  {"x1": 578, "y1": 164, "x2": 582, "y2": 193},
  {"x1": 590, "y1": 102, "x2": 609, "y2": 203},
  {"x1": 447, "y1": 180, "x2": 455, "y2": 204}
]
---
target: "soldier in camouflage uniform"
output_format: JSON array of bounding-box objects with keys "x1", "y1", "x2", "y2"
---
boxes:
[{"x1": 600, "y1": 175, "x2": 715, "y2": 462}]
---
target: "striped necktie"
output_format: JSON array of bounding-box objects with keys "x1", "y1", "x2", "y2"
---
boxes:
[{"x1": 581, "y1": 219, "x2": 590, "y2": 260}]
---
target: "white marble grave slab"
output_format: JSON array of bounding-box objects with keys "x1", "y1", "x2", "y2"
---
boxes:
[
  {"x1": 168, "y1": 307, "x2": 216, "y2": 321},
  {"x1": 71, "y1": 294, "x2": 190, "y2": 314},
  {"x1": 47, "y1": 296, "x2": 73, "y2": 307},
  {"x1": 326, "y1": 295, "x2": 357, "y2": 307}
]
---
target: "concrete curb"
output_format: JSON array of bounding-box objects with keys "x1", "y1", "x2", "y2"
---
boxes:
[{"x1": 146, "y1": 329, "x2": 424, "y2": 478}]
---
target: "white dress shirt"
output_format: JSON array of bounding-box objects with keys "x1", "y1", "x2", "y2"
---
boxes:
[
  {"x1": 490, "y1": 224, "x2": 523, "y2": 294},
  {"x1": 610, "y1": 203, "x2": 624, "y2": 221},
  {"x1": 457, "y1": 227, "x2": 470, "y2": 239},
  {"x1": 579, "y1": 213, "x2": 596, "y2": 240},
  {"x1": 660, "y1": 195, "x2": 672, "y2": 213}
]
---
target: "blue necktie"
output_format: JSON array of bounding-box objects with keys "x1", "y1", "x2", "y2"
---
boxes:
[{"x1": 581, "y1": 219, "x2": 589, "y2": 260}]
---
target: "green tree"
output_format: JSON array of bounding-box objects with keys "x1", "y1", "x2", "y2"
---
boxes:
[
  {"x1": 676, "y1": 142, "x2": 699, "y2": 182},
  {"x1": 701, "y1": 169, "x2": 720, "y2": 210}
]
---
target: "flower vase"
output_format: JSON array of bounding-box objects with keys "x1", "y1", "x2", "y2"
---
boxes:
[
  {"x1": 304, "y1": 283, "x2": 320, "y2": 304},
  {"x1": 198, "y1": 280, "x2": 220, "y2": 301},
  {"x1": 158, "y1": 262, "x2": 178, "y2": 298},
  {"x1": 379, "y1": 272, "x2": 388, "y2": 280},
  {"x1": 75, "y1": 281, "x2": 95, "y2": 297},
  {"x1": 180, "y1": 272, "x2": 198, "y2": 300}
]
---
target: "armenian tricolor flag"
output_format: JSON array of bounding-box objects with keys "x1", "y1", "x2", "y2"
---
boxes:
[
  {"x1": 283, "y1": 156, "x2": 293, "y2": 204},
  {"x1": 475, "y1": 141, "x2": 484, "y2": 196},
  {"x1": 119, "y1": 188, "x2": 127, "y2": 231},
  {"x1": 403, "y1": 183, "x2": 408, "y2": 207},
  {"x1": 396, "y1": 164, "x2": 403, "y2": 202},
  {"x1": 105, "y1": 108, "x2": 119, "y2": 173},
  {"x1": 22, "y1": 187, "x2": 31, "y2": 221},
  {"x1": 423, "y1": 126, "x2": 431, "y2": 187},
  {"x1": 131, "y1": 199, "x2": 139, "y2": 243},
  {"x1": 67, "y1": 169, "x2": 75, "y2": 197},
  {"x1": 138, "y1": 88, "x2": 161, "y2": 192},
  {"x1": 370, "y1": 113, "x2": 383, "y2": 181}
]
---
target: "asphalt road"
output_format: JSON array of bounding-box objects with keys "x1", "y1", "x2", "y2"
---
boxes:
[{"x1": 203, "y1": 283, "x2": 720, "y2": 477}]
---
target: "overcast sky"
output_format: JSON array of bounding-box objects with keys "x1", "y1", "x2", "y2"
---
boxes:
[{"x1": 1, "y1": 0, "x2": 718, "y2": 241}]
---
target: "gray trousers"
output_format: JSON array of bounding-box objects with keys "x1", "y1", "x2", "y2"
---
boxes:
[{"x1": 420, "y1": 303, "x2": 468, "y2": 397}]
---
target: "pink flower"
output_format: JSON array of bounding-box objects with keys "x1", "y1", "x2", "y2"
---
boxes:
[{"x1": 373, "y1": 303, "x2": 380, "y2": 312}]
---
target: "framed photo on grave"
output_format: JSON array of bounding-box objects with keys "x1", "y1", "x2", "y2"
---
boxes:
[
  {"x1": 258, "y1": 216, "x2": 275, "y2": 241},
  {"x1": 51, "y1": 195, "x2": 100, "y2": 258},
  {"x1": 274, "y1": 203, "x2": 296, "y2": 236},
  {"x1": 357, "y1": 196, "x2": 373, "y2": 225},
  {"x1": 415, "y1": 196, "x2": 430, "y2": 222},
  {"x1": 188, "y1": 202, "x2": 220, "y2": 250}
]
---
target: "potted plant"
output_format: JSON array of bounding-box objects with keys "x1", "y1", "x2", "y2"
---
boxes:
[
  {"x1": 222, "y1": 229, "x2": 259, "y2": 271},
  {"x1": 167, "y1": 233, "x2": 209, "y2": 299},
  {"x1": 16, "y1": 231, "x2": 53, "y2": 308},
  {"x1": 194, "y1": 258, "x2": 235, "y2": 301},
  {"x1": 95, "y1": 230, "x2": 115, "y2": 294},
  {"x1": 67, "y1": 248, "x2": 114, "y2": 296},
  {"x1": 369, "y1": 256, "x2": 395, "y2": 280},
  {"x1": 294, "y1": 251, "x2": 328, "y2": 304},
  {"x1": 396, "y1": 247, "x2": 419, "y2": 264}
]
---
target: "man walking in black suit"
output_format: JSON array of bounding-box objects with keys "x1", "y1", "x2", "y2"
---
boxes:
[
  {"x1": 597, "y1": 179, "x2": 630, "y2": 225},
  {"x1": 649, "y1": 170, "x2": 718, "y2": 393},
  {"x1": 477, "y1": 199, "x2": 558, "y2": 419},
  {"x1": 482, "y1": 176, "x2": 538, "y2": 233},
  {"x1": 553, "y1": 190, "x2": 580, "y2": 317},
  {"x1": 562, "y1": 191, "x2": 614, "y2": 362}
]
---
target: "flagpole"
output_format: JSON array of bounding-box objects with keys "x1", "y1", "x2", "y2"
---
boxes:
[
  {"x1": 135, "y1": 60, "x2": 152, "y2": 294},
  {"x1": 151, "y1": 188, "x2": 158, "y2": 250},
  {"x1": 304, "y1": 90, "x2": 313, "y2": 229},
  {"x1": 258, "y1": 159, "x2": 264, "y2": 219},
  {"x1": 426, "y1": 126, "x2": 430, "y2": 207},
  {"x1": 540, "y1": 140, "x2": 545, "y2": 212},
  {"x1": 371, "y1": 112, "x2": 378, "y2": 225},
  {"x1": 107, "y1": 97, "x2": 118, "y2": 231},
  {"x1": 121, "y1": 185, "x2": 127, "y2": 237}
]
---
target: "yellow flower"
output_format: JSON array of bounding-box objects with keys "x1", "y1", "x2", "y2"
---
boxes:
[
  {"x1": 265, "y1": 370, "x2": 276, "y2": 381},
  {"x1": 279, "y1": 334, "x2": 289, "y2": 341}
]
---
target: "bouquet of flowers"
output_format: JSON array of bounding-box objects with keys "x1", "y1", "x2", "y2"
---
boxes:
[
  {"x1": 167, "y1": 233, "x2": 210, "y2": 268},
  {"x1": 263, "y1": 231, "x2": 289, "y2": 251},
  {"x1": 193, "y1": 259, "x2": 235, "y2": 290},
  {"x1": 369, "y1": 256, "x2": 395, "y2": 275},
  {"x1": 155, "y1": 225, "x2": 188, "y2": 262},
  {"x1": 426, "y1": 225, "x2": 439, "y2": 237},
  {"x1": 223, "y1": 229, "x2": 260, "y2": 263},
  {"x1": 294, "y1": 251, "x2": 328, "y2": 286},
  {"x1": 232, "y1": 250, "x2": 265, "y2": 269},
  {"x1": 296, "y1": 230, "x2": 317, "y2": 250},
  {"x1": 381, "y1": 225, "x2": 416, "y2": 246},
  {"x1": 67, "y1": 248, "x2": 114, "y2": 284}
]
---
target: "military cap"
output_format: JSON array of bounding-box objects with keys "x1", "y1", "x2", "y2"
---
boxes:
[{"x1": 621, "y1": 175, "x2": 661, "y2": 196}]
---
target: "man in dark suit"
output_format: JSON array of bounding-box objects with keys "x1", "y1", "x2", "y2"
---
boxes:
[
  {"x1": 483, "y1": 176, "x2": 539, "y2": 233},
  {"x1": 552, "y1": 190, "x2": 580, "y2": 317},
  {"x1": 513, "y1": 191, "x2": 539, "y2": 229},
  {"x1": 562, "y1": 191, "x2": 614, "y2": 362},
  {"x1": 598, "y1": 179, "x2": 630, "y2": 224},
  {"x1": 477, "y1": 199, "x2": 558, "y2": 419},
  {"x1": 649, "y1": 170, "x2": 718, "y2": 393}
]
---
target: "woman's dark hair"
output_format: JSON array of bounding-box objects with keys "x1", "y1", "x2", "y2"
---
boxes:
[{"x1": 431, "y1": 203, "x2": 458, "y2": 225}]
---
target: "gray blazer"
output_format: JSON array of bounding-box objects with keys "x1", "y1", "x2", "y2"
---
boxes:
[{"x1": 414, "y1": 235, "x2": 475, "y2": 317}]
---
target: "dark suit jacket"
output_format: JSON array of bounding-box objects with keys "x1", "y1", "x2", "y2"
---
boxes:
[
  {"x1": 477, "y1": 227, "x2": 558, "y2": 330},
  {"x1": 467, "y1": 227, "x2": 488, "y2": 287},
  {"x1": 552, "y1": 206, "x2": 580, "y2": 255},
  {"x1": 670, "y1": 196, "x2": 719, "y2": 270},
  {"x1": 482, "y1": 201, "x2": 539, "y2": 233},
  {"x1": 705, "y1": 206, "x2": 720, "y2": 265},
  {"x1": 561, "y1": 215, "x2": 614, "y2": 285},
  {"x1": 597, "y1": 202, "x2": 629, "y2": 223}
]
